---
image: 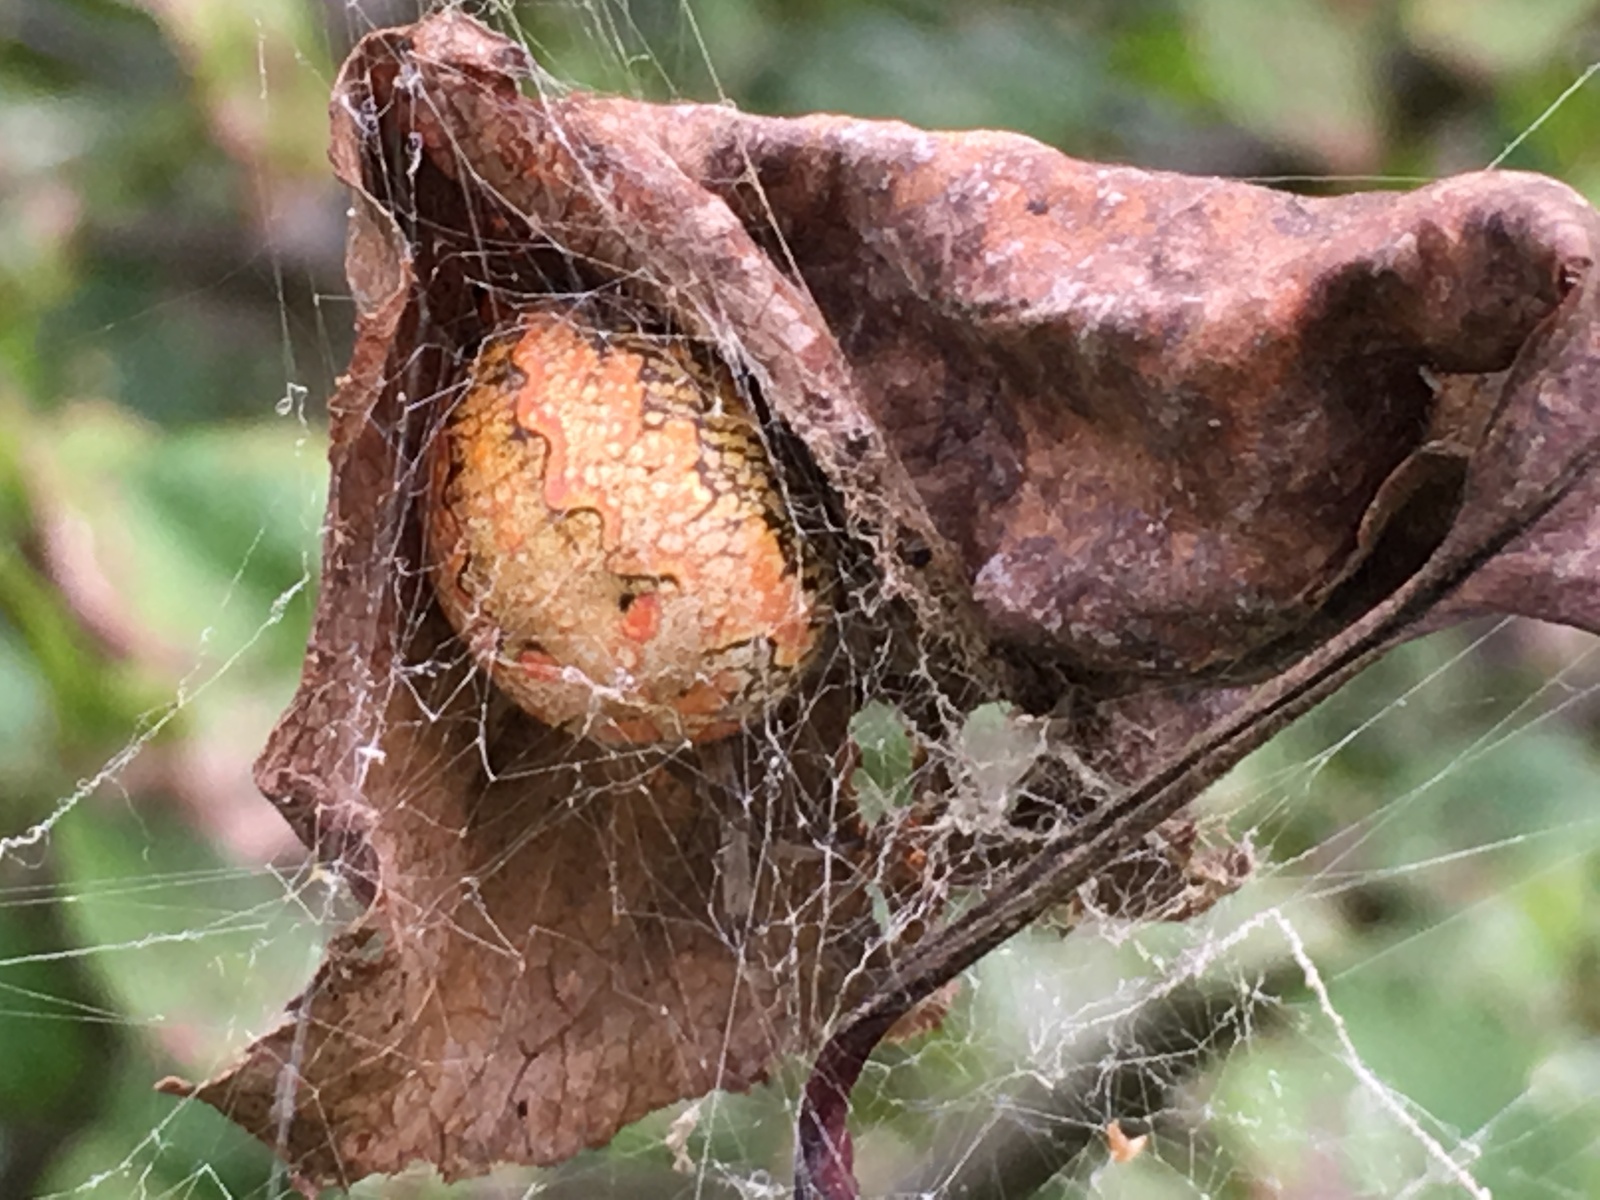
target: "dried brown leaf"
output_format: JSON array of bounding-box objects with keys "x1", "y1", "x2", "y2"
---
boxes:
[{"x1": 162, "y1": 11, "x2": 1600, "y2": 1192}]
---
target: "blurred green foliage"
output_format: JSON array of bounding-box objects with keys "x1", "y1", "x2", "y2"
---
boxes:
[{"x1": 1, "y1": 1, "x2": 1597, "y2": 1197}]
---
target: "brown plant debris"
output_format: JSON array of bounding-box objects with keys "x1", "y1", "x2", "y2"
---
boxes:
[{"x1": 159, "y1": 10, "x2": 1600, "y2": 1195}]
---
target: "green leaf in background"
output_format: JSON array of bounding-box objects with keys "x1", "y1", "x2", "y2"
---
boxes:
[
  {"x1": 749, "y1": 7, "x2": 1107, "y2": 148},
  {"x1": 1186, "y1": 0, "x2": 1384, "y2": 170},
  {"x1": 1404, "y1": 0, "x2": 1600, "y2": 79},
  {"x1": 850, "y1": 700, "x2": 917, "y2": 827},
  {"x1": 38, "y1": 801, "x2": 331, "y2": 1197},
  {"x1": 0, "y1": 622, "x2": 52, "y2": 789},
  {"x1": 52, "y1": 803, "x2": 327, "y2": 1076},
  {"x1": 41, "y1": 401, "x2": 321, "y2": 684}
]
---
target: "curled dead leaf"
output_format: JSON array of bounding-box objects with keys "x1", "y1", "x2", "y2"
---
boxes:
[{"x1": 162, "y1": 10, "x2": 1600, "y2": 1196}]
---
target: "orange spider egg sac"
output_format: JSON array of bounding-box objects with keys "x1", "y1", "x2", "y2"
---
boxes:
[{"x1": 425, "y1": 309, "x2": 830, "y2": 745}]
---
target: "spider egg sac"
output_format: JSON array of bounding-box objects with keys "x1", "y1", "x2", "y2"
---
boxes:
[{"x1": 425, "y1": 309, "x2": 830, "y2": 745}]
